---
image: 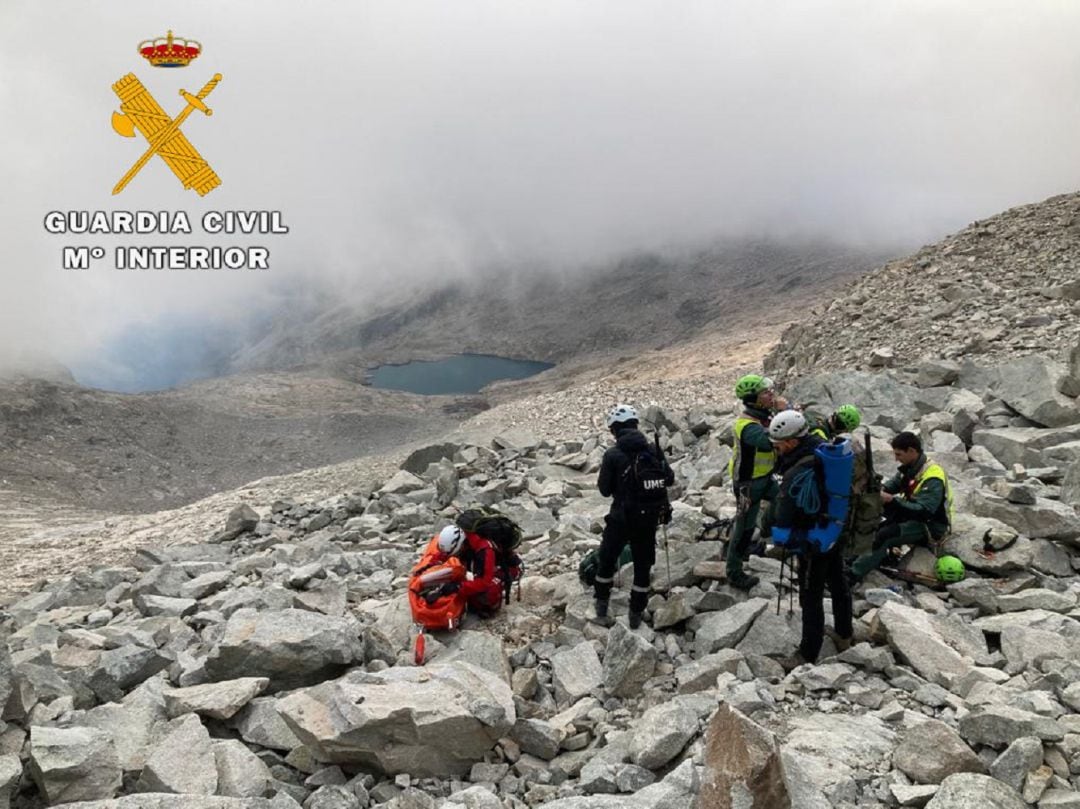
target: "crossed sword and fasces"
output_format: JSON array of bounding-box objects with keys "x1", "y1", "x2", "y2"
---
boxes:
[{"x1": 111, "y1": 73, "x2": 222, "y2": 195}]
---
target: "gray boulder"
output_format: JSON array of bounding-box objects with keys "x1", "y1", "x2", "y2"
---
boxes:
[
  {"x1": 989, "y1": 357, "x2": 1080, "y2": 427},
  {"x1": 213, "y1": 739, "x2": 273, "y2": 798},
  {"x1": 989, "y1": 737, "x2": 1044, "y2": 792},
  {"x1": 877, "y1": 602, "x2": 977, "y2": 686},
  {"x1": 276, "y1": 662, "x2": 514, "y2": 777},
  {"x1": 968, "y1": 490, "x2": 1080, "y2": 542},
  {"x1": 0, "y1": 754, "x2": 20, "y2": 809},
  {"x1": 602, "y1": 623, "x2": 657, "y2": 698},
  {"x1": 217, "y1": 504, "x2": 260, "y2": 541},
  {"x1": 958, "y1": 706, "x2": 1064, "y2": 747},
  {"x1": 432, "y1": 630, "x2": 511, "y2": 685},
  {"x1": 924, "y1": 773, "x2": 1027, "y2": 809},
  {"x1": 86, "y1": 645, "x2": 172, "y2": 703},
  {"x1": 136, "y1": 714, "x2": 217, "y2": 794},
  {"x1": 551, "y1": 641, "x2": 603, "y2": 705},
  {"x1": 675, "y1": 650, "x2": 743, "y2": 695},
  {"x1": 892, "y1": 719, "x2": 985, "y2": 784},
  {"x1": 510, "y1": 718, "x2": 564, "y2": 761},
  {"x1": 0, "y1": 646, "x2": 13, "y2": 716},
  {"x1": 163, "y1": 677, "x2": 269, "y2": 720},
  {"x1": 941, "y1": 514, "x2": 1030, "y2": 575},
  {"x1": 205, "y1": 609, "x2": 363, "y2": 691},
  {"x1": 62, "y1": 799, "x2": 276, "y2": 809},
  {"x1": 230, "y1": 696, "x2": 303, "y2": 751},
  {"x1": 628, "y1": 700, "x2": 700, "y2": 770},
  {"x1": 694, "y1": 598, "x2": 769, "y2": 656},
  {"x1": 29, "y1": 726, "x2": 122, "y2": 803}
]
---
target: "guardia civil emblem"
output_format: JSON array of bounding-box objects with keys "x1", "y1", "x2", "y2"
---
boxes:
[{"x1": 110, "y1": 30, "x2": 222, "y2": 196}]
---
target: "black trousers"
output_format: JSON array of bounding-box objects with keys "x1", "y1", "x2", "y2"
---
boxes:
[
  {"x1": 797, "y1": 549, "x2": 853, "y2": 663},
  {"x1": 593, "y1": 514, "x2": 657, "y2": 613}
]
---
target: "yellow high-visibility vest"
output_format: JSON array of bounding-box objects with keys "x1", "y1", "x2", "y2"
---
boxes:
[
  {"x1": 728, "y1": 417, "x2": 775, "y2": 480},
  {"x1": 911, "y1": 461, "x2": 954, "y2": 523}
]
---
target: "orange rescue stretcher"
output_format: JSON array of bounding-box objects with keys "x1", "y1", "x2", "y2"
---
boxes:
[{"x1": 408, "y1": 537, "x2": 467, "y2": 664}]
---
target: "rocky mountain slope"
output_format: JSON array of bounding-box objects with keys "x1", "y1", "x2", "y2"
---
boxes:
[
  {"x1": 765, "y1": 192, "x2": 1080, "y2": 379},
  {"x1": 1, "y1": 345, "x2": 1079, "y2": 808},
  {"x1": 0, "y1": 374, "x2": 463, "y2": 514}
]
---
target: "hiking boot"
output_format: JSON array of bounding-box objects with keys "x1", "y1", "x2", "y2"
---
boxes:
[
  {"x1": 728, "y1": 573, "x2": 760, "y2": 592},
  {"x1": 591, "y1": 600, "x2": 615, "y2": 628},
  {"x1": 747, "y1": 540, "x2": 767, "y2": 557},
  {"x1": 628, "y1": 611, "x2": 644, "y2": 630},
  {"x1": 826, "y1": 628, "x2": 853, "y2": 652},
  {"x1": 778, "y1": 652, "x2": 808, "y2": 671}
]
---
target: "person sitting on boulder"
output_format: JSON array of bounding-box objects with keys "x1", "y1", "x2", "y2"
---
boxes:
[
  {"x1": 850, "y1": 431, "x2": 953, "y2": 580},
  {"x1": 768, "y1": 410, "x2": 854, "y2": 666},
  {"x1": 429, "y1": 525, "x2": 518, "y2": 617}
]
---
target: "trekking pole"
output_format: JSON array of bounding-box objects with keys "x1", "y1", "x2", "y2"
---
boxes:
[{"x1": 662, "y1": 521, "x2": 672, "y2": 591}]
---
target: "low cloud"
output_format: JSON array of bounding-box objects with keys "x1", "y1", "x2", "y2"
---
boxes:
[{"x1": 3, "y1": 0, "x2": 1079, "y2": 378}]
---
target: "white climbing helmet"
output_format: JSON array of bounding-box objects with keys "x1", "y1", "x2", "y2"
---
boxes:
[
  {"x1": 768, "y1": 410, "x2": 808, "y2": 441},
  {"x1": 437, "y1": 525, "x2": 466, "y2": 555},
  {"x1": 606, "y1": 404, "x2": 639, "y2": 427}
]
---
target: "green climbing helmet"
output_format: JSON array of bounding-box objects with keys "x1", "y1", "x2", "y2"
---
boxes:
[
  {"x1": 935, "y1": 555, "x2": 966, "y2": 583},
  {"x1": 735, "y1": 374, "x2": 774, "y2": 401},
  {"x1": 834, "y1": 404, "x2": 862, "y2": 433}
]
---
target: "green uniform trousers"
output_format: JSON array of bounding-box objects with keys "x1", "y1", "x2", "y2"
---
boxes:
[
  {"x1": 727, "y1": 475, "x2": 779, "y2": 583},
  {"x1": 850, "y1": 519, "x2": 939, "y2": 580}
]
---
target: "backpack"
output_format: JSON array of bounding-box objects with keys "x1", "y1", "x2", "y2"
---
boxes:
[
  {"x1": 455, "y1": 507, "x2": 523, "y2": 604},
  {"x1": 578, "y1": 545, "x2": 633, "y2": 587},
  {"x1": 620, "y1": 435, "x2": 673, "y2": 524},
  {"x1": 771, "y1": 438, "x2": 854, "y2": 555}
]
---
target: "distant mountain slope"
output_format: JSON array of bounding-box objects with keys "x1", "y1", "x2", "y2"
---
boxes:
[
  {"x1": 766, "y1": 192, "x2": 1080, "y2": 378},
  {"x1": 230, "y1": 241, "x2": 888, "y2": 376}
]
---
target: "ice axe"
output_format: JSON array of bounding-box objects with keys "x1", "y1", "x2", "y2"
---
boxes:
[{"x1": 111, "y1": 73, "x2": 222, "y2": 195}]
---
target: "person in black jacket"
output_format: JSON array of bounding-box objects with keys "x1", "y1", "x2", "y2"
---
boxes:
[
  {"x1": 592, "y1": 404, "x2": 675, "y2": 629},
  {"x1": 769, "y1": 410, "x2": 853, "y2": 667}
]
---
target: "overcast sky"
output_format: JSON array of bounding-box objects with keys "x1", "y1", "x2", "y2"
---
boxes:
[{"x1": 2, "y1": 1, "x2": 1080, "y2": 375}]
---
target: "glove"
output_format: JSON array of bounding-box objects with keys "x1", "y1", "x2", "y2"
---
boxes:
[{"x1": 437, "y1": 582, "x2": 460, "y2": 597}]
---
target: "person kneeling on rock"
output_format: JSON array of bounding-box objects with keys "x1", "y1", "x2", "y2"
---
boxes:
[
  {"x1": 592, "y1": 404, "x2": 675, "y2": 629},
  {"x1": 769, "y1": 410, "x2": 853, "y2": 667},
  {"x1": 429, "y1": 524, "x2": 519, "y2": 617},
  {"x1": 850, "y1": 431, "x2": 953, "y2": 581}
]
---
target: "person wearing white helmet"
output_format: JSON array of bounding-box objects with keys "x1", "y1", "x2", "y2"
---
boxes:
[
  {"x1": 769, "y1": 410, "x2": 853, "y2": 667},
  {"x1": 436, "y1": 525, "x2": 466, "y2": 555},
  {"x1": 591, "y1": 404, "x2": 674, "y2": 629},
  {"x1": 428, "y1": 523, "x2": 518, "y2": 616}
]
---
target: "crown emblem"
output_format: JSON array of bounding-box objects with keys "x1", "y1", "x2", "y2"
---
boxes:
[{"x1": 138, "y1": 30, "x2": 201, "y2": 68}]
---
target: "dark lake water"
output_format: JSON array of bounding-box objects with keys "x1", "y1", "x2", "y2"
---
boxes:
[{"x1": 368, "y1": 354, "x2": 553, "y2": 395}]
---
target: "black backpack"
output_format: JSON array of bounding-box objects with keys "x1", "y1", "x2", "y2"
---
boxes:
[
  {"x1": 455, "y1": 507, "x2": 523, "y2": 604},
  {"x1": 620, "y1": 434, "x2": 673, "y2": 524}
]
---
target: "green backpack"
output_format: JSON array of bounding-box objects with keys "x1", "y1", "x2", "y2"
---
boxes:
[{"x1": 578, "y1": 545, "x2": 633, "y2": 587}]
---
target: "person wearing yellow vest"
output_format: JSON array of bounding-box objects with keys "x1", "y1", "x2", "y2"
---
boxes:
[
  {"x1": 850, "y1": 431, "x2": 954, "y2": 580},
  {"x1": 726, "y1": 374, "x2": 787, "y2": 590}
]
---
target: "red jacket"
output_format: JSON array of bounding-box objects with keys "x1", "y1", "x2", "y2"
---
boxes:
[{"x1": 458, "y1": 530, "x2": 503, "y2": 607}]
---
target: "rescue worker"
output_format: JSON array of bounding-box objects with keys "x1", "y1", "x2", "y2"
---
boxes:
[
  {"x1": 808, "y1": 404, "x2": 862, "y2": 441},
  {"x1": 726, "y1": 374, "x2": 787, "y2": 590},
  {"x1": 850, "y1": 431, "x2": 953, "y2": 580},
  {"x1": 431, "y1": 524, "x2": 517, "y2": 616},
  {"x1": 592, "y1": 404, "x2": 675, "y2": 629},
  {"x1": 768, "y1": 410, "x2": 854, "y2": 666}
]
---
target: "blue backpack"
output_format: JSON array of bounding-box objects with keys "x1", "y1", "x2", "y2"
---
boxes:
[{"x1": 772, "y1": 439, "x2": 854, "y2": 554}]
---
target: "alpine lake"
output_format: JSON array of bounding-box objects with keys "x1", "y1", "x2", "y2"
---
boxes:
[{"x1": 368, "y1": 354, "x2": 553, "y2": 395}]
